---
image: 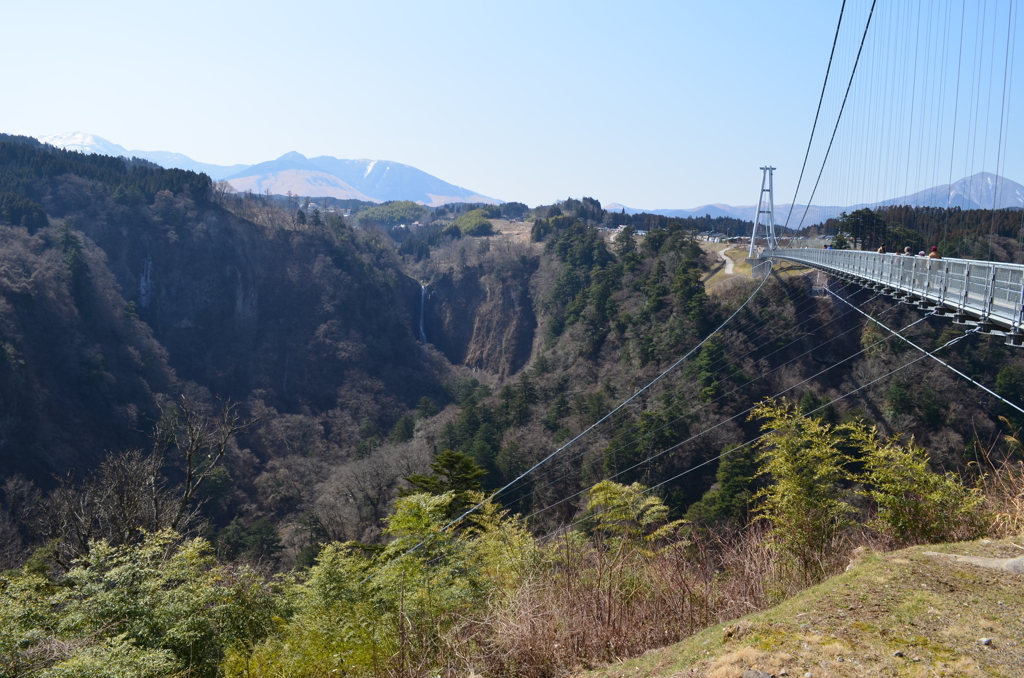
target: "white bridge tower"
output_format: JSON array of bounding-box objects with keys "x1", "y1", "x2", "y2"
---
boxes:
[{"x1": 748, "y1": 166, "x2": 778, "y2": 257}]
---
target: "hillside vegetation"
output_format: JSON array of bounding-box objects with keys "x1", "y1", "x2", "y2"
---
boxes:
[
  {"x1": 0, "y1": 135, "x2": 1023, "y2": 676},
  {"x1": 2, "y1": 397, "x2": 1020, "y2": 677}
]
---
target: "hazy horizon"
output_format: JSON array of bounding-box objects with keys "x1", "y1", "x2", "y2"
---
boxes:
[{"x1": 3, "y1": 1, "x2": 1020, "y2": 211}]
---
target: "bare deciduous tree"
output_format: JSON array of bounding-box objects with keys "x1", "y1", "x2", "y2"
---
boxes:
[
  {"x1": 152, "y1": 396, "x2": 249, "y2": 532},
  {"x1": 33, "y1": 396, "x2": 249, "y2": 568}
]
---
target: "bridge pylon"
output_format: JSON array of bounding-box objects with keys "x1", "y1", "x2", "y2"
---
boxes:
[{"x1": 748, "y1": 166, "x2": 778, "y2": 257}]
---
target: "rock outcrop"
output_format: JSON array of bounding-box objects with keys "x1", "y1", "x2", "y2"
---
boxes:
[{"x1": 425, "y1": 256, "x2": 538, "y2": 379}]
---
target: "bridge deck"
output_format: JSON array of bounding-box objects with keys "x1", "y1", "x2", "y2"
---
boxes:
[{"x1": 761, "y1": 248, "x2": 1024, "y2": 341}]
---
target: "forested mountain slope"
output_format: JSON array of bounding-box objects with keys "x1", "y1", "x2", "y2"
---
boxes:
[
  {"x1": 3, "y1": 136, "x2": 1024, "y2": 678},
  {"x1": 409, "y1": 212, "x2": 1019, "y2": 531},
  {"x1": 1, "y1": 133, "x2": 1022, "y2": 568},
  {"x1": 0, "y1": 135, "x2": 442, "y2": 486}
]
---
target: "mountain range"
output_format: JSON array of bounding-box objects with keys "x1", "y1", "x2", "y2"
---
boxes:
[
  {"x1": 35, "y1": 132, "x2": 252, "y2": 180},
  {"x1": 223, "y1": 152, "x2": 498, "y2": 205},
  {"x1": 33, "y1": 133, "x2": 1024, "y2": 220},
  {"x1": 607, "y1": 172, "x2": 1024, "y2": 227},
  {"x1": 35, "y1": 132, "x2": 498, "y2": 207}
]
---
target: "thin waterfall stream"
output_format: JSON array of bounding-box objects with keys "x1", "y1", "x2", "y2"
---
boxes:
[{"x1": 418, "y1": 283, "x2": 427, "y2": 344}]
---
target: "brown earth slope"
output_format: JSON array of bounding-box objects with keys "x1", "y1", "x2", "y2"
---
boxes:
[{"x1": 583, "y1": 540, "x2": 1024, "y2": 678}]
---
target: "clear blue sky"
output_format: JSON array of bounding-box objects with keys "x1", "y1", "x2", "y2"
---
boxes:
[{"x1": 1, "y1": 0, "x2": 1019, "y2": 209}]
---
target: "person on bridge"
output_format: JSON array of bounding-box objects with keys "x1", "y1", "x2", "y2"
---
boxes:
[
  {"x1": 903, "y1": 246, "x2": 912, "y2": 255},
  {"x1": 877, "y1": 244, "x2": 887, "y2": 254},
  {"x1": 928, "y1": 246, "x2": 941, "y2": 259}
]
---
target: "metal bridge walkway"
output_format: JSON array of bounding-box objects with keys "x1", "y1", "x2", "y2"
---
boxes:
[{"x1": 760, "y1": 248, "x2": 1024, "y2": 346}]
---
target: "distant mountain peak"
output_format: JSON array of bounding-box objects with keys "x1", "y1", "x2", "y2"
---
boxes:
[
  {"x1": 38, "y1": 131, "x2": 129, "y2": 158},
  {"x1": 230, "y1": 154, "x2": 500, "y2": 206},
  {"x1": 35, "y1": 132, "x2": 250, "y2": 180},
  {"x1": 31, "y1": 132, "x2": 500, "y2": 206},
  {"x1": 611, "y1": 171, "x2": 1023, "y2": 225}
]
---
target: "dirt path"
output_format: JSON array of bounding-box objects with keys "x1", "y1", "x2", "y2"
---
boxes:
[
  {"x1": 924, "y1": 550, "x2": 1024, "y2": 573},
  {"x1": 719, "y1": 246, "x2": 735, "y2": 275}
]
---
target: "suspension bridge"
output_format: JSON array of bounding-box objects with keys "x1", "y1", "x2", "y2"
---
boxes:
[
  {"x1": 760, "y1": 248, "x2": 1024, "y2": 345},
  {"x1": 746, "y1": 0, "x2": 1023, "y2": 344},
  {"x1": 362, "y1": 0, "x2": 1023, "y2": 577}
]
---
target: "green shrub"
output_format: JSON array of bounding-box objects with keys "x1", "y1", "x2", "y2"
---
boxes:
[
  {"x1": 851, "y1": 425, "x2": 985, "y2": 544},
  {"x1": 751, "y1": 399, "x2": 986, "y2": 562},
  {"x1": 227, "y1": 492, "x2": 534, "y2": 677},
  {"x1": 453, "y1": 209, "x2": 494, "y2": 236},
  {"x1": 0, "y1": 531, "x2": 282, "y2": 678},
  {"x1": 750, "y1": 399, "x2": 855, "y2": 573},
  {"x1": 585, "y1": 480, "x2": 685, "y2": 545}
]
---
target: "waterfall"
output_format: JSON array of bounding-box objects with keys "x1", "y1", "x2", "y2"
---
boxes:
[{"x1": 418, "y1": 284, "x2": 427, "y2": 344}]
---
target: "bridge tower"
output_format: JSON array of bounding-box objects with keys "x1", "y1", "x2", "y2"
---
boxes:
[{"x1": 748, "y1": 166, "x2": 778, "y2": 257}]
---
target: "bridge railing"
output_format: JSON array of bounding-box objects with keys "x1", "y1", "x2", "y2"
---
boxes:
[{"x1": 761, "y1": 248, "x2": 1024, "y2": 335}]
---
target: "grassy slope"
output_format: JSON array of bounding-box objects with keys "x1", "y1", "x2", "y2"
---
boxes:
[
  {"x1": 583, "y1": 540, "x2": 1024, "y2": 677},
  {"x1": 700, "y1": 242, "x2": 814, "y2": 292}
]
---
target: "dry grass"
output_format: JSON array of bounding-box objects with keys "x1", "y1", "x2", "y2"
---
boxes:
[
  {"x1": 977, "y1": 422, "x2": 1024, "y2": 538},
  {"x1": 984, "y1": 459, "x2": 1024, "y2": 537},
  {"x1": 452, "y1": 527, "x2": 833, "y2": 678},
  {"x1": 487, "y1": 219, "x2": 538, "y2": 246},
  {"x1": 583, "y1": 540, "x2": 1024, "y2": 678}
]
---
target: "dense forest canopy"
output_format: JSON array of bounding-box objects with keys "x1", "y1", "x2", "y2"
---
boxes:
[
  {"x1": 0, "y1": 133, "x2": 211, "y2": 209},
  {"x1": 355, "y1": 200, "x2": 429, "y2": 227}
]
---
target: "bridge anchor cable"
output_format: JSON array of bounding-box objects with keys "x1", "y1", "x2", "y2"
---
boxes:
[{"x1": 360, "y1": 260, "x2": 776, "y2": 584}]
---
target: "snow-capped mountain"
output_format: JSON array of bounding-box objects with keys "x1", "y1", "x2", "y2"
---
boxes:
[
  {"x1": 36, "y1": 132, "x2": 250, "y2": 180},
  {"x1": 35, "y1": 132, "x2": 499, "y2": 206},
  {"x1": 36, "y1": 132, "x2": 129, "y2": 158},
  {"x1": 877, "y1": 172, "x2": 1024, "y2": 211},
  {"x1": 224, "y1": 152, "x2": 498, "y2": 206}
]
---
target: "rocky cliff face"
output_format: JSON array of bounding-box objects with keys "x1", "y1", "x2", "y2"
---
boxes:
[
  {"x1": 0, "y1": 166, "x2": 447, "y2": 483},
  {"x1": 49, "y1": 187, "x2": 437, "y2": 415},
  {"x1": 424, "y1": 256, "x2": 538, "y2": 379}
]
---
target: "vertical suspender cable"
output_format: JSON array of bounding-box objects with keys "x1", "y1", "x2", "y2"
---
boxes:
[
  {"x1": 992, "y1": 0, "x2": 1015, "y2": 211},
  {"x1": 904, "y1": 0, "x2": 923, "y2": 202},
  {"x1": 942, "y1": 0, "x2": 967, "y2": 250}
]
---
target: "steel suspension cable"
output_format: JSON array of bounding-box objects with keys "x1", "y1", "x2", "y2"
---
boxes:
[
  {"x1": 525, "y1": 303, "x2": 935, "y2": 523},
  {"x1": 992, "y1": 0, "x2": 1016, "y2": 210},
  {"x1": 829, "y1": 289, "x2": 1024, "y2": 415},
  {"x1": 509, "y1": 291, "x2": 891, "y2": 513},
  {"x1": 505, "y1": 273, "x2": 869, "y2": 486},
  {"x1": 782, "y1": 0, "x2": 847, "y2": 231},
  {"x1": 942, "y1": 0, "x2": 968, "y2": 249},
  {"x1": 549, "y1": 328, "x2": 978, "y2": 538},
  {"x1": 512, "y1": 275, "x2": 848, "y2": 464},
  {"x1": 797, "y1": 0, "x2": 880, "y2": 231},
  {"x1": 909, "y1": 0, "x2": 925, "y2": 201},
  {"x1": 358, "y1": 262, "x2": 776, "y2": 583},
  {"x1": 511, "y1": 285, "x2": 897, "y2": 505},
  {"x1": 507, "y1": 281, "x2": 877, "y2": 489}
]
